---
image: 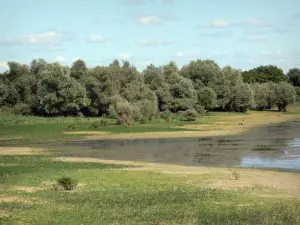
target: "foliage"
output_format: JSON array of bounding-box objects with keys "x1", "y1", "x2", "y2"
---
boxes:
[
  {"x1": 109, "y1": 98, "x2": 136, "y2": 126},
  {"x1": 92, "y1": 117, "x2": 109, "y2": 128},
  {"x1": 252, "y1": 83, "x2": 276, "y2": 111},
  {"x1": 231, "y1": 82, "x2": 255, "y2": 112},
  {"x1": 196, "y1": 87, "x2": 217, "y2": 110},
  {"x1": 0, "y1": 58, "x2": 298, "y2": 122},
  {"x1": 12, "y1": 103, "x2": 32, "y2": 115},
  {"x1": 287, "y1": 68, "x2": 300, "y2": 86},
  {"x1": 273, "y1": 82, "x2": 296, "y2": 112},
  {"x1": 181, "y1": 109, "x2": 199, "y2": 121},
  {"x1": 161, "y1": 110, "x2": 172, "y2": 123},
  {"x1": 242, "y1": 65, "x2": 287, "y2": 84},
  {"x1": 57, "y1": 177, "x2": 78, "y2": 190}
]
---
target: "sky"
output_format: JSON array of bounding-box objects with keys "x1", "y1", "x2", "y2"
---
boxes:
[{"x1": 0, "y1": 0, "x2": 299, "y2": 72}]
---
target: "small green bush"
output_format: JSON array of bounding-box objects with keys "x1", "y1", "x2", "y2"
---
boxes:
[
  {"x1": 12, "y1": 103, "x2": 32, "y2": 115},
  {"x1": 161, "y1": 110, "x2": 172, "y2": 123},
  {"x1": 182, "y1": 109, "x2": 198, "y2": 121},
  {"x1": 68, "y1": 124, "x2": 76, "y2": 130},
  {"x1": 100, "y1": 117, "x2": 109, "y2": 127},
  {"x1": 57, "y1": 177, "x2": 78, "y2": 190},
  {"x1": 92, "y1": 118, "x2": 109, "y2": 128}
]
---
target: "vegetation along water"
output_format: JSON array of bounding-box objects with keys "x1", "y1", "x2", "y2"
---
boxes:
[{"x1": 1, "y1": 59, "x2": 300, "y2": 224}]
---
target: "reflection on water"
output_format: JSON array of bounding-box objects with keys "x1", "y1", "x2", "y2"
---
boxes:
[
  {"x1": 47, "y1": 121, "x2": 300, "y2": 171},
  {"x1": 240, "y1": 138, "x2": 300, "y2": 170}
]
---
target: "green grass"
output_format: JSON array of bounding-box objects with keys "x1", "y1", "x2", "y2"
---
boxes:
[
  {"x1": 1, "y1": 110, "x2": 300, "y2": 224},
  {"x1": 0, "y1": 155, "x2": 300, "y2": 224},
  {"x1": 0, "y1": 115, "x2": 211, "y2": 146}
]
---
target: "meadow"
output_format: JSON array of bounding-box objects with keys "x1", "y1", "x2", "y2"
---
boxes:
[{"x1": 1, "y1": 108, "x2": 300, "y2": 224}]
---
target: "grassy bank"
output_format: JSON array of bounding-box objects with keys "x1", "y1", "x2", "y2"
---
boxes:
[
  {"x1": 1, "y1": 151, "x2": 300, "y2": 225},
  {"x1": 1, "y1": 107, "x2": 300, "y2": 146},
  {"x1": 1, "y1": 108, "x2": 300, "y2": 224}
]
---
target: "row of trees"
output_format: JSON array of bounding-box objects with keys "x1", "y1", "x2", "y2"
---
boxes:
[{"x1": 0, "y1": 58, "x2": 299, "y2": 125}]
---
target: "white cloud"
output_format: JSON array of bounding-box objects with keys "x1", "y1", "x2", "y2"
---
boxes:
[
  {"x1": 119, "y1": 53, "x2": 129, "y2": 59},
  {"x1": 136, "y1": 16, "x2": 162, "y2": 25},
  {"x1": 136, "y1": 39, "x2": 172, "y2": 46},
  {"x1": 86, "y1": 34, "x2": 107, "y2": 43},
  {"x1": 175, "y1": 51, "x2": 200, "y2": 58},
  {"x1": 204, "y1": 19, "x2": 229, "y2": 28},
  {"x1": 261, "y1": 50, "x2": 289, "y2": 58},
  {"x1": 176, "y1": 52, "x2": 183, "y2": 57},
  {"x1": 50, "y1": 46, "x2": 64, "y2": 51},
  {"x1": 246, "y1": 18, "x2": 270, "y2": 27},
  {"x1": 243, "y1": 35, "x2": 266, "y2": 41},
  {"x1": 56, "y1": 56, "x2": 65, "y2": 62},
  {"x1": 261, "y1": 51, "x2": 272, "y2": 55},
  {"x1": 0, "y1": 62, "x2": 8, "y2": 70},
  {"x1": 1, "y1": 31, "x2": 68, "y2": 46}
]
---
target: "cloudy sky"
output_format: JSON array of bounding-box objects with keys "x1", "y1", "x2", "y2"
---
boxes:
[{"x1": 0, "y1": 0, "x2": 299, "y2": 72}]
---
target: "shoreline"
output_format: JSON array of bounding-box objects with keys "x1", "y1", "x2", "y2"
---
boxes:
[{"x1": 63, "y1": 113, "x2": 300, "y2": 141}]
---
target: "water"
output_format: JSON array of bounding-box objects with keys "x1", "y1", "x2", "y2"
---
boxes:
[{"x1": 48, "y1": 120, "x2": 300, "y2": 171}]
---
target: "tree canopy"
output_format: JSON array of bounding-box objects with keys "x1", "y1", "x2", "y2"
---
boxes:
[{"x1": 0, "y1": 58, "x2": 298, "y2": 124}]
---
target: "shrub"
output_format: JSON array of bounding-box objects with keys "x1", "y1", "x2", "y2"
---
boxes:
[
  {"x1": 100, "y1": 117, "x2": 108, "y2": 127},
  {"x1": 91, "y1": 117, "x2": 108, "y2": 128},
  {"x1": 68, "y1": 124, "x2": 76, "y2": 130},
  {"x1": 108, "y1": 99, "x2": 135, "y2": 127},
  {"x1": 57, "y1": 177, "x2": 78, "y2": 190},
  {"x1": 161, "y1": 110, "x2": 172, "y2": 123},
  {"x1": 12, "y1": 103, "x2": 32, "y2": 115},
  {"x1": 182, "y1": 109, "x2": 198, "y2": 121},
  {"x1": 194, "y1": 105, "x2": 207, "y2": 116}
]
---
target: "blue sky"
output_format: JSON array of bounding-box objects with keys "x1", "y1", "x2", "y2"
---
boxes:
[{"x1": 0, "y1": 0, "x2": 299, "y2": 72}]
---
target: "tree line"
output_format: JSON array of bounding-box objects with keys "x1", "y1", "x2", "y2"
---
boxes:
[{"x1": 0, "y1": 58, "x2": 299, "y2": 125}]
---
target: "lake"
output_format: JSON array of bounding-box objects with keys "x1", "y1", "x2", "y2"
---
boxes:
[{"x1": 48, "y1": 120, "x2": 300, "y2": 171}]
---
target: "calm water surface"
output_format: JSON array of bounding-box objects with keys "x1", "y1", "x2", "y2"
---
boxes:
[{"x1": 48, "y1": 121, "x2": 300, "y2": 171}]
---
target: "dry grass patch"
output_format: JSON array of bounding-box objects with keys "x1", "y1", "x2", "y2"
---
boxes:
[
  {"x1": 0, "y1": 163, "x2": 18, "y2": 167},
  {"x1": 0, "y1": 195, "x2": 42, "y2": 204},
  {"x1": 0, "y1": 209, "x2": 9, "y2": 218},
  {"x1": 0, "y1": 147, "x2": 47, "y2": 155},
  {"x1": 10, "y1": 186, "x2": 45, "y2": 193},
  {"x1": 214, "y1": 202, "x2": 253, "y2": 207}
]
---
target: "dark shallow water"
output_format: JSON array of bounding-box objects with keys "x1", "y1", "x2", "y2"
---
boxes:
[{"x1": 46, "y1": 120, "x2": 300, "y2": 171}]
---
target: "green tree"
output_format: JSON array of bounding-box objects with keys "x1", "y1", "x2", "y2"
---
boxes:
[
  {"x1": 242, "y1": 65, "x2": 287, "y2": 84},
  {"x1": 287, "y1": 68, "x2": 300, "y2": 86},
  {"x1": 196, "y1": 87, "x2": 217, "y2": 110},
  {"x1": 180, "y1": 59, "x2": 231, "y2": 110},
  {"x1": 164, "y1": 61, "x2": 197, "y2": 112},
  {"x1": 273, "y1": 82, "x2": 296, "y2": 111},
  {"x1": 37, "y1": 63, "x2": 90, "y2": 115},
  {"x1": 231, "y1": 83, "x2": 255, "y2": 112},
  {"x1": 70, "y1": 59, "x2": 88, "y2": 79}
]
